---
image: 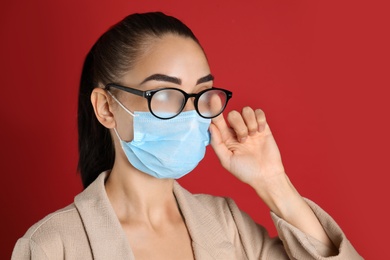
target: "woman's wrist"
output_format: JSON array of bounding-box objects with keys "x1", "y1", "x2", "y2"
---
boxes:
[
  {"x1": 251, "y1": 172, "x2": 335, "y2": 248},
  {"x1": 250, "y1": 173, "x2": 303, "y2": 219}
]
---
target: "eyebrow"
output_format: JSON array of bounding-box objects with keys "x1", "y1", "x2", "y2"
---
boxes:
[
  {"x1": 140, "y1": 73, "x2": 214, "y2": 85},
  {"x1": 196, "y1": 74, "x2": 214, "y2": 85}
]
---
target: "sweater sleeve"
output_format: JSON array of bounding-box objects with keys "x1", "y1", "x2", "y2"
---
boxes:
[{"x1": 226, "y1": 197, "x2": 363, "y2": 259}]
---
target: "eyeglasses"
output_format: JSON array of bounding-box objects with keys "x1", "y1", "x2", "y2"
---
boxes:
[{"x1": 105, "y1": 83, "x2": 233, "y2": 120}]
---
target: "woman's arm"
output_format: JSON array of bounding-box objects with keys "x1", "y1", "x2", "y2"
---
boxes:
[{"x1": 209, "y1": 106, "x2": 333, "y2": 248}]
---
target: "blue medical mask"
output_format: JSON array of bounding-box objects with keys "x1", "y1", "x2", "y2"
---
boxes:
[{"x1": 110, "y1": 93, "x2": 211, "y2": 179}]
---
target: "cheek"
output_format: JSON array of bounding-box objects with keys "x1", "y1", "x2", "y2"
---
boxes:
[
  {"x1": 113, "y1": 95, "x2": 147, "y2": 142},
  {"x1": 122, "y1": 93, "x2": 149, "y2": 112},
  {"x1": 115, "y1": 110, "x2": 134, "y2": 142}
]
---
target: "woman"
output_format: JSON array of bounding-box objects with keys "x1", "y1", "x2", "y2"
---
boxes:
[{"x1": 12, "y1": 12, "x2": 362, "y2": 259}]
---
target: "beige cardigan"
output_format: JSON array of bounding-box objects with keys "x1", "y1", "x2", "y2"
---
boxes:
[{"x1": 12, "y1": 172, "x2": 362, "y2": 259}]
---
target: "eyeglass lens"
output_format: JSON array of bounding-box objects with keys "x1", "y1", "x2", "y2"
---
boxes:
[{"x1": 150, "y1": 89, "x2": 228, "y2": 119}]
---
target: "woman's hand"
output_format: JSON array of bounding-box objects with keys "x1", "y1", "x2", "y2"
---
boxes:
[
  {"x1": 210, "y1": 107, "x2": 334, "y2": 248},
  {"x1": 209, "y1": 106, "x2": 285, "y2": 189}
]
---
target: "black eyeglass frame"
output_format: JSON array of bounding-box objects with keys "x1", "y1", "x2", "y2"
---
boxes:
[{"x1": 105, "y1": 83, "x2": 233, "y2": 120}]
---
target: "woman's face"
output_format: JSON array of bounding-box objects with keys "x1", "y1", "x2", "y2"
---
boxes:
[{"x1": 113, "y1": 34, "x2": 213, "y2": 142}]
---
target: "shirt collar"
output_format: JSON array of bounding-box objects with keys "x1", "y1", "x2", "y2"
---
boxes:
[{"x1": 74, "y1": 172, "x2": 235, "y2": 259}]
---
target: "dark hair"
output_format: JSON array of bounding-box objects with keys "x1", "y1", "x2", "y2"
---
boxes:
[{"x1": 78, "y1": 12, "x2": 200, "y2": 188}]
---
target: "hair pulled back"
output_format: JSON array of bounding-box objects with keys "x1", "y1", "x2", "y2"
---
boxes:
[{"x1": 78, "y1": 12, "x2": 199, "y2": 188}]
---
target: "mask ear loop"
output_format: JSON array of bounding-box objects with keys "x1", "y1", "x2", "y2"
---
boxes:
[
  {"x1": 112, "y1": 127, "x2": 124, "y2": 143},
  {"x1": 106, "y1": 90, "x2": 136, "y2": 117},
  {"x1": 106, "y1": 90, "x2": 136, "y2": 146}
]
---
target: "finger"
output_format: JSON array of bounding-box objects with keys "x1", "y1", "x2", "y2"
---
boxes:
[
  {"x1": 208, "y1": 90, "x2": 223, "y2": 116},
  {"x1": 211, "y1": 113, "x2": 231, "y2": 141},
  {"x1": 255, "y1": 109, "x2": 267, "y2": 132},
  {"x1": 209, "y1": 123, "x2": 231, "y2": 168},
  {"x1": 227, "y1": 110, "x2": 248, "y2": 143},
  {"x1": 242, "y1": 106, "x2": 258, "y2": 136}
]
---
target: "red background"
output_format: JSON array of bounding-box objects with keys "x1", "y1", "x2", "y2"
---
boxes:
[{"x1": 1, "y1": 0, "x2": 389, "y2": 259}]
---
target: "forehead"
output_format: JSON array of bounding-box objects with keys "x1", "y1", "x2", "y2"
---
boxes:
[{"x1": 122, "y1": 34, "x2": 210, "y2": 85}]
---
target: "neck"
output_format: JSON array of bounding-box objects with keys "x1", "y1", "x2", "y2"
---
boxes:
[{"x1": 105, "y1": 158, "x2": 180, "y2": 226}]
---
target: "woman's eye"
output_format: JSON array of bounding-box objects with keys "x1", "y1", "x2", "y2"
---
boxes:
[{"x1": 154, "y1": 91, "x2": 171, "y2": 102}]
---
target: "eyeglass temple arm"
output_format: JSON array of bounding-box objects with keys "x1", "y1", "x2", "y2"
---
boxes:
[{"x1": 105, "y1": 83, "x2": 145, "y2": 97}]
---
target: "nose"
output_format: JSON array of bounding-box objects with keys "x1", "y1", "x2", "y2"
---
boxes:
[{"x1": 182, "y1": 97, "x2": 196, "y2": 112}]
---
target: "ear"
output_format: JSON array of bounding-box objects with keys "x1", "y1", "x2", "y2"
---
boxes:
[{"x1": 91, "y1": 88, "x2": 116, "y2": 129}]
